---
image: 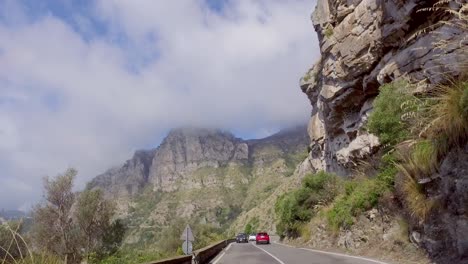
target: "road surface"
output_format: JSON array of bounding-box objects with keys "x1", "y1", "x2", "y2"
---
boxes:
[{"x1": 211, "y1": 242, "x2": 388, "y2": 264}]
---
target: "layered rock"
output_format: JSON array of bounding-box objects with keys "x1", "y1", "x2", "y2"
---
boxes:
[
  {"x1": 301, "y1": 0, "x2": 467, "y2": 175},
  {"x1": 147, "y1": 128, "x2": 249, "y2": 192},
  {"x1": 419, "y1": 144, "x2": 468, "y2": 262},
  {"x1": 300, "y1": 0, "x2": 467, "y2": 262},
  {"x1": 89, "y1": 126, "x2": 308, "y2": 198}
]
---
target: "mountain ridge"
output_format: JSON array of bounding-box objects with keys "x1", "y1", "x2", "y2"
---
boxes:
[{"x1": 89, "y1": 125, "x2": 308, "y2": 198}]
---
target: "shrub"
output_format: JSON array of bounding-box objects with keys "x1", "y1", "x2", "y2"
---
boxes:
[
  {"x1": 327, "y1": 179, "x2": 383, "y2": 231},
  {"x1": 324, "y1": 26, "x2": 333, "y2": 38},
  {"x1": 368, "y1": 81, "x2": 413, "y2": 147},
  {"x1": 326, "y1": 162, "x2": 397, "y2": 231},
  {"x1": 275, "y1": 172, "x2": 339, "y2": 238},
  {"x1": 244, "y1": 217, "x2": 259, "y2": 234}
]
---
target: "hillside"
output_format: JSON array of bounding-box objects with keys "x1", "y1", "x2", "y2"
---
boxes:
[{"x1": 88, "y1": 126, "x2": 309, "y2": 249}]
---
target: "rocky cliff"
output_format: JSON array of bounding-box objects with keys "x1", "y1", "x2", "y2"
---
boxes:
[
  {"x1": 301, "y1": 0, "x2": 466, "y2": 175},
  {"x1": 299, "y1": 0, "x2": 467, "y2": 263},
  {"x1": 90, "y1": 127, "x2": 308, "y2": 198},
  {"x1": 88, "y1": 126, "x2": 309, "y2": 246}
]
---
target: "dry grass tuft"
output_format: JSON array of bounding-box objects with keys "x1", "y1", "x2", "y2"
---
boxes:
[
  {"x1": 0, "y1": 222, "x2": 62, "y2": 264},
  {"x1": 395, "y1": 152, "x2": 436, "y2": 221},
  {"x1": 398, "y1": 172, "x2": 436, "y2": 221},
  {"x1": 424, "y1": 81, "x2": 468, "y2": 150}
]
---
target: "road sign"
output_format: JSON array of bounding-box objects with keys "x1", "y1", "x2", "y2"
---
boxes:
[
  {"x1": 182, "y1": 241, "x2": 193, "y2": 255},
  {"x1": 180, "y1": 225, "x2": 195, "y2": 241}
]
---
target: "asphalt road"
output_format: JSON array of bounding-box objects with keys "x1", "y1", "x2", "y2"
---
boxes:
[{"x1": 210, "y1": 242, "x2": 388, "y2": 264}]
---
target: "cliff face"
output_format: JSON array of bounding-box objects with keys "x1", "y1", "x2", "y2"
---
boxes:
[
  {"x1": 301, "y1": 0, "x2": 466, "y2": 175},
  {"x1": 147, "y1": 128, "x2": 249, "y2": 192},
  {"x1": 89, "y1": 127, "x2": 308, "y2": 198},
  {"x1": 300, "y1": 0, "x2": 467, "y2": 262}
]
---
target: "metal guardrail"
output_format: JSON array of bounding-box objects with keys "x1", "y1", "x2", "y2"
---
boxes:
[
  {"x1": 193, "y1": 239, "x2": 235, "y2": 264},
  {"x1": 146, "y1": 255, "x2": 192, "y2": 264},
  {"x1": 147, "y1": 238, "x2": 235, "y2": 264}
]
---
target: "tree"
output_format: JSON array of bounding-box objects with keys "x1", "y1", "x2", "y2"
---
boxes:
[
  {"x1": 99, "y1": 219, "x2": 126, "y2": 257},
  {"x1": 76, "y1": 189, "x2": 115, "y2": 260},
  {"x1": 32, "y1": 168, "x2": 81, "y2": 264},
  {"x1": 32, "y1": 168, "x2": 119, "y2": 264},
  {"x1": 244, "y1": 223, "x2": 253, "y2": 235}
]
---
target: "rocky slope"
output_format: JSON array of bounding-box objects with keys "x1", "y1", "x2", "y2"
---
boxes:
[
  {"x1": 88, "y1": 126, "x2": 309, "y2": 246},
  {"x1": 296, "y1": 0, "x2": 467, "y2": 263}
]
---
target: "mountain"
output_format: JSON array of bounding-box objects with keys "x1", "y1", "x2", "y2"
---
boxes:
[
  {"x1": 88, "y1": 126, "x2": 309, "y2": 247},
  {"x1": 0, "y1": 209, "x2": 27, "y2": 221}
]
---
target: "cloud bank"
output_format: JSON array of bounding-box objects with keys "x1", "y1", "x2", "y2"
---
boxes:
[{"x1": 0, "y1": 0, "x2": 319, "y2": 210}]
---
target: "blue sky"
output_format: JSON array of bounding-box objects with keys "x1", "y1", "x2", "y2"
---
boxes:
[{"x1": 0, "y1": 0, "x2": 319, "y2": 210}]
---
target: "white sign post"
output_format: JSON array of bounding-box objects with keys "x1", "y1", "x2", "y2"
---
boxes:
[{"x1": 180, "y1": 225, "x2": 195, "y2": 255}]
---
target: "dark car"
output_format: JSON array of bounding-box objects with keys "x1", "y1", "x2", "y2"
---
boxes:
[
  {"x1": 255, "y1": 232, "x2": 270, "y2": 244},
  {"x1": 236, "y1": 232, "x2": 248, "y2": 243}
]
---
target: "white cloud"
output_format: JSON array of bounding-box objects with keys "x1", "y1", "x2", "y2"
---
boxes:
[{"x1": 0, "y1": 0, "x2": 319, "y2": 209}]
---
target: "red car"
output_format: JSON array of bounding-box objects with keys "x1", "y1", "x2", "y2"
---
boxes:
[{"x1": 255, "y1": 232, "x2": 270, "y2": 244}]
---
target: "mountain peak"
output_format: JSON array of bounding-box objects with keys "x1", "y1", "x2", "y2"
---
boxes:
[
  {"x1": 165, "y1": 127, "x2": 237, "y2": 141},
  {"x1": 90, "y1": 125, "x2": 308, "y2": 197}
]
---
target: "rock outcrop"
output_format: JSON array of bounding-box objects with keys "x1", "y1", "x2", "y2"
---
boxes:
[
  {"x1": 300, "y1": 0, "x2": 467, "y2": 262},
  {"x1": 420, "y1": 144, "x2": 468, "y2": 262},
  {"x1": 89, "y1": 126, "x2": 308, "y2": 198},
  {"x1": 301, "y1": 0, "x2": 467, "y2": 175}
]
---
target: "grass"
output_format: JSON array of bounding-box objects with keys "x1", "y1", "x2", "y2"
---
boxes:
[
  {"x1": 0, "y1": 221, "x2": 63, "y2": 264},
  {"x1": 399, "y1": 172, "x2": 435, "y2": 221},
  {"x1": 411, "y1": 140, "x2": 438, "y2": 175},
  {"x1": 424, "y1": 81, "x2": 468, "y2": 151},
  {"x1": 395, "y1": 151, "x2": 436, "y2": 221},
  {"x1": 395, "y1": 81, "x2": 467, "y2": 221},
  {"x1": 298, "y1": 223, "x2": 311, "y2": 241}
]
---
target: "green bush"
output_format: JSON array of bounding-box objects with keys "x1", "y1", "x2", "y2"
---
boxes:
[
  {"x1": 368, "y1": 81, "x2": 413, "y2": 147},
  {"x1": 275, "y1": 172, "x2": 339, "y2": 238},
  {"x1": 244, "y1": 217, "x2": 259, "y2": 234},
  {"x1": 326, "y1": 162, "x2": 397, "y2": 231},
  {"x1": 327, "y1": 179, "x2": 381, "y2": 231}
]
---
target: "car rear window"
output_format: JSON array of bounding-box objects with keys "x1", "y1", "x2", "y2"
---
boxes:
[{"x1": 257, "y1": 232, "x2": 268, "y2": 235}]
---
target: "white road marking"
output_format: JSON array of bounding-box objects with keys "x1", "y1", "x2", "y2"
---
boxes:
[
  {"x1": 251, "y1": 243, "x2": 286, "y2": 264},
  {"x1": 300, "y1": 247, "x2": 389, "y2": 264},
  {"x1": 211, "y1": 252, "x2": 225, "y2": 264},
  {"x1": 273, "y1": 242, "x2": 389, "y2": 264},
  {"x1": 211, "y1": 242, "x2": 233, "y2": 264}
]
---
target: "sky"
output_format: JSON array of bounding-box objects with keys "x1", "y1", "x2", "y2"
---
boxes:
[{"x1": 0, "y1": 0, "x2": 319, "y2": 211}]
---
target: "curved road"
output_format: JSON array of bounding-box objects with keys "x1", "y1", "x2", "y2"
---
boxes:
[{"x1": 211, "y1": 242, "x2": 388, "y2": 264}]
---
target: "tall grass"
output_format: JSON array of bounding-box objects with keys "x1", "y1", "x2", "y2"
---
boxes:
[
  {"x1": 424, "y1": 81, "x2": 468, "y2": 150},
  {"x1": 395, "y1": 151, "x2": 436, "y2": 221},
  {"x1": 0, "y1": 222, "x2": 62, "y2": 264}
]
